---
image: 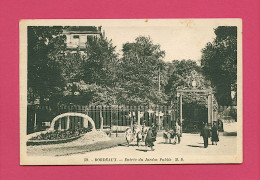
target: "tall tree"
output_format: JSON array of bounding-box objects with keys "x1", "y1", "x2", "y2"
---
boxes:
[
  {"x1": 201, "y1": 26, "x2": 237, "y2": 106},
  {"x1": 117, "y1": 36, "x2": 168, "y2": 106},
  {"x1": 81, "y1": 35, "x2": 118, "y2": 87},
  {"x1": 28, "y1": 26, "x2": 66, "y2": 105}
]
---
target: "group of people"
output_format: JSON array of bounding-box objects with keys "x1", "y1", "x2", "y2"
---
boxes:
[
  {"x1": 125, "y1": 121, "x2": 219, "y2": 150},
  {"x1": 200, "y1": 121, "x2": 219, "y2": 148},
  {"x1": 125, "y1": 123, "x2": 157, "y2": 151},
  {"x1": 163, "y1": 122, "x2": 181, "y2": 144}
]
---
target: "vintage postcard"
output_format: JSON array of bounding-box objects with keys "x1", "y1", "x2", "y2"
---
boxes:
[{"x1": 20, "y1": 19, "x2": 242, "y2": 165}]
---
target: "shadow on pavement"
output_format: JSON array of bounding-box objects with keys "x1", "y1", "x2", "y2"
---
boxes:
[
  {"x1": 157, "y1": 142, "x2": 177, "y2": 145},
  {"x1": 197, "y1": 143, "x2": 214, "y2": 146},
  {"x1": 119, "y1": 144, "x2": 147, "y2": 147},
  {"x1": 136, "y1": 149, "x2": 149, "y2": 152},
  {"x1": 118, "y1": 143, "x2": 136, "y2": 147},
  {"x1": 187, "y1": 145, "x2": 205, "y2": 148}
]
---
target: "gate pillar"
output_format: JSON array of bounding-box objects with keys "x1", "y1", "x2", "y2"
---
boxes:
[{"x1": 207, "y1": 93, "x2": 213, "y2": 126}]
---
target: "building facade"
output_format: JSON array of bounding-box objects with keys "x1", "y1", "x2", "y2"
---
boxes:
[{"x1": 63, "y1": 26, "x2": 102, "y2": 50}]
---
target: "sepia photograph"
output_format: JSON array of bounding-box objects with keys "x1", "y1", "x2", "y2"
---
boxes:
[{"x1": 19, "y1": 19, "x2": 242, "y2": 165}]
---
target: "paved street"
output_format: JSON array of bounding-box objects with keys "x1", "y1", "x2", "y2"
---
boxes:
[{"x1": 68, "y1": 133, "x2": 237, "y2": 159}]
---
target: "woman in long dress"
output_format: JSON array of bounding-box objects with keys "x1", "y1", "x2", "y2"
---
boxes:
[
  {"x1": 145, "y1": 127, "x2": 155, "y2": 151},
  {"x1": 211, "y1": 122, "x2": 219, "y2": 145}
]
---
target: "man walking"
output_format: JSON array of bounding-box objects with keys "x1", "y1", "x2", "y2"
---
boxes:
[{"x1": 200, "y1": 123, "x2": 211, "y2": 148}]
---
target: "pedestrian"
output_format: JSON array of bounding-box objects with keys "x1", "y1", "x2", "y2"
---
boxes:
[
  {"x1": 145, "y1": 127, "x2": 155, "y2": 151},
  {"x1": 175, "y1": 122, "x2": 181, "y2": 144},
  {"x1": 135, "y1": 126, "x2": 142, "y2": 147},
  {"x1": 211, "y1": 122, "x2": 219, "y2": 145},
  {"x1": 151, "y1": 123, "x2": 157, "y2": 141},
  {"x1": 141, "y1": 123, "x2": 147, "y2": 142},
  {"x1": 125, "y1": 128, "x2": 133, "y2": 146},
  {"x1": 200, "y1": 123, "x2": 211, "y2": 148},
  {"x1": 163, "y1": 128, "x2": 172, "y2": 143}
]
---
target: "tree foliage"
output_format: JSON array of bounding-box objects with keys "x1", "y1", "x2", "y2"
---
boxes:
[
  {"x1": 63, "y1": 81, "x2": 117, "y2": 106},
  {"x1": 165, "y1": 60, "x2": 211, "y2": 106},
  {"x1": 61, "y1": 35, "x2": 119, "y2": 105},
  {"x1": 201, "y1": 26, "x2": 237, "y2": 105},
  {"x1": 81, "y1": 36, "x2": 118, "y2": 87},
  {"x1": 28, "y1": 26, "x2": 66, "y2": 105},
  {"x1": 28, "y1": 27, "x2": 222, "y2": 109},
  {"x1": 117, "y1": 36, "x2": 168, "y2": 106},
  {"x1": 60, "y1": 51, "x2": 85, "y2": 83}
]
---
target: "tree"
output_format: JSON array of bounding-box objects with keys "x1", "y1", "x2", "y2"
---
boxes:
[
  {"x1": 201, "y1": 26, "x2": 237, "y2": 106},
  {"x1": 63, "y1": 81, "x2": 117, "y2": 106},
  {"x1": 165, "y1": 60, "x2": 211, "y2": 106},
  {"x1": 28, "y1": 26, "x2": 66, "y2": 105},
  {"x1": 60, "y1": 50, "x2": 85, "y2": 83},
  {"x1": 81, "y1": 35, "x2": 118, "y2": 87},
  {"x1": 117, "y1": 36, "x2": 168, "y2": 106},
  {"x1": 61, "y1": 35, "x2": 119, "y2": 106}
]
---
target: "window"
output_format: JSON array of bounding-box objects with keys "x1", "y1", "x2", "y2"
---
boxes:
[{"x1": 73, "y1": 35, "x2": 79, "y2": 39}]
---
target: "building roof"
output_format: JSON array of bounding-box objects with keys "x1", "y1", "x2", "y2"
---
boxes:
[{"x1": 63, "y1": 26, "x2": 102, "y2": 35}]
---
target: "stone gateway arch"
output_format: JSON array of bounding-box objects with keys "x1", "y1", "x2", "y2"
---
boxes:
[
  {"x1": 49, "y1": 112, "x2": 96, "y2": 131},
  {"x1": 176, "y1": 88, "x2": 218, "y2": 135}
]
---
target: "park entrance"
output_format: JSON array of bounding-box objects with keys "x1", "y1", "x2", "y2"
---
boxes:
[{"x1": 176, "y1": 87, "x2": 218, "y2": 133}]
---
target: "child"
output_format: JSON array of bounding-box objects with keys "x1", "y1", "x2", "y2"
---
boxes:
[{"x1": 125, "y1": 128, "x2": 133, "y2": 146}]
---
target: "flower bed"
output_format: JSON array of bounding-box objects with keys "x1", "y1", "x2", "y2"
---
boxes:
[{"x1": 27, "y1": 128, "x2": 92, "y2": 146}]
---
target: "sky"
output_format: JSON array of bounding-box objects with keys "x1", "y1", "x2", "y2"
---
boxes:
[{"x1": 103, "y1": 25, "x2": 218, "y2": 64}]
